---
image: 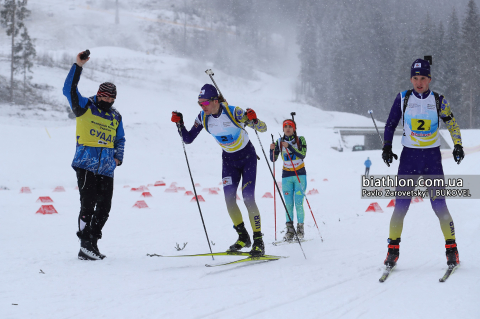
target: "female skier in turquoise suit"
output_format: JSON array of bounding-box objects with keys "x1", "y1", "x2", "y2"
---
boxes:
[{"x1": 270, "y1": 119, "x2": 307, "y2": 241}]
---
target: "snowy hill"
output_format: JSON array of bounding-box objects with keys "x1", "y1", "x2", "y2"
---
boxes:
[{"x1": 1, "y1": 2, "x2": 480, "y2": 319}]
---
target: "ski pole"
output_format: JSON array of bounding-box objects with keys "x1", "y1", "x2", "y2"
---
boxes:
[
  {"x1": 271, "y1": 134, "x2": 277, "y2": 241},
  {"x1": 254, "y1": 129, "x2": 307, "y2": 259},
  {"x1": 205, "y1": 69, "x2": 226, "y2": 102},
  {"x1": 368, "y1": 110, "x2": 384, "y2": 146},
  {"x1": 369, "y1": 110, "x2": 397, "y2": 167},
  {"x1": 278, "y1": 133, "x2": 323, "y2": 241},
  {"x1": 176, "y1": 119, "x2": 214, "y2": 260}
]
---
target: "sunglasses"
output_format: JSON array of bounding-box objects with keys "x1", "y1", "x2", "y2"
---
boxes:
[{"x1": 198, "y1": 99, "x2": 215, "y2": 107}]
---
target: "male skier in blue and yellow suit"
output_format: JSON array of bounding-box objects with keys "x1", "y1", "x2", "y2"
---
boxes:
[
  {"x1": 63, "y1": 51, "x2": 126, "y2": 261},
  {"x1": 171, "y1": 84, "x2": 267, "y2": 256},
  {"x1": 381, "y1": 58, "x2": 464, "y2": 269}
]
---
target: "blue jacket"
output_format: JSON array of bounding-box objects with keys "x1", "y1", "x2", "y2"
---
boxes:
[
  {"x1": 365, "y1": 159, "x2": 371, "y2": 168},
  {"x1": 63, "y1": 64, "x2": 125, "y2": 177}
]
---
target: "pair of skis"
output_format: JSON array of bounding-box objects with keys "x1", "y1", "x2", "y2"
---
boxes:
[
  {"x1": 379, "y1": 264, "x2": 459, "y2": 282},
  {"x1": 147, "y1": 237, "x2": 309, "y2": 266},
  {"x1": 147, "y1": 251, "x2": 286, "y2": 267}
]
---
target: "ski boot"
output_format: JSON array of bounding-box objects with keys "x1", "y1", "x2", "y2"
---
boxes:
[
  {"x1": 78, "y1": 239, "x2": 104, "y2": 260},
  {"x1": 297, "y1": 223, "x2": 305, "y2": 239},
  {"x1": 283, "y1": 222, "x2": 295, "y2": 242},
  {"x1": 384, "y1": 238, "x2": 400, "y2": 267},
  {"x1": 92, "y1": 238, "x2": 106, "y2": 259},
  {"x1": 250, "y1": 232, "x2": 265, "y2": 257},
  {"x1": 445, "y1": 239, "x2": 459, "y2": 267},
  {"x1": 228, "y1": 222, "x2": 251, "y2": 252}
]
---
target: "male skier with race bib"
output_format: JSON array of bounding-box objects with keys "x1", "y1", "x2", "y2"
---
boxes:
[
  {"x1": 382, "y1": 58, "x2": 465, "y2": 270},
  {"x1": 171, "y1": 84, "x2": 267, "y2": 256}
]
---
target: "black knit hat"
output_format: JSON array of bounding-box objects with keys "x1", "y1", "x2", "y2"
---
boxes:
[{"x1": 411, "y1": 59, "x2": 431, "y2": 78}]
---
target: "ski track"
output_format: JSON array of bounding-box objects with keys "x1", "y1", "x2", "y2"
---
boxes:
[{"x1": 239, "y1": 270, "x2": 375, "y2": 319}]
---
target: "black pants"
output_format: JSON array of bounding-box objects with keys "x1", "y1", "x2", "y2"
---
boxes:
[
  {"x1": 365, "y1": 167, "x2": 370, "y2": 176},
  {"x1": 76, "y1": 168, "x2": 114, "y2": 240}
]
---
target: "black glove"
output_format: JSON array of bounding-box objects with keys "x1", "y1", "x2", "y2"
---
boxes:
[
  {"x1": 382, "y1": 145, "x2": 398, "y2": 167},
  {"x1": 171, "y1": 111, "x2": 184, "y2": 127},
  {"x1": 453, "y1": 144, "x2": 464, "y2": 164}
]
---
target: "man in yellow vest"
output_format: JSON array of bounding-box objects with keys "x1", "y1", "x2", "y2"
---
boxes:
[{"x1": 63, "y1": 51, "x2": 126, "y2": 260}]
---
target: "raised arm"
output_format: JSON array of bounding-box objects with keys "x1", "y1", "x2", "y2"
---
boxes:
[
  {"x1": 63, "y1": 64, "x2": 91, "y2": 116},
  {"x1": 63, "y1": 52, "x2": 92, "y2": 117}
]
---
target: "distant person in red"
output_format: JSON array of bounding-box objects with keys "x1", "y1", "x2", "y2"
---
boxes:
[{"x1": 63, "y1": 51, "x2": 126, "y2": 260}]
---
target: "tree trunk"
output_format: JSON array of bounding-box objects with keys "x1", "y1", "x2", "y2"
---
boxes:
[
  {"x1": 115, "y1": 0, "x2": 119, "y2": 24},
  {"x1": 23, "y1": 62, "x2": 26, "y2": 103},
  {"x1": 470, "y1": 88, "x2": 473, "y2": 129},
  {"x1": 10, "y1": 3, "x2": 16, "y2": 103},
  {"x1": 183, "y1": 0, "x2": 187, "y2": 54}
]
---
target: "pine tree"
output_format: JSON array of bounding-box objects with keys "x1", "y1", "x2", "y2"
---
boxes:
[
  {"x1": 296, "y1": 0, "x2": 319, "y2": 103},
  {"x1": 443, "y1": 8, "x2": 462, "y2": 125},
  {"x1": 14, "y1": 27, "x2": 35, "y2": 103},
  {"x1": 0, "y1": 0, "x2": 31, "y2": 103},
  {"x1": 433, "y1": 21, "x2": 447, "y2": 94},
  {"x1": 393, "y1": 37, "x2": 415, "y2": 94},
  {"x1": 417, "y1": 14, "x2": 436, "y2": 57},
  {"x1": 460, "y1": 0, "x2": 480, "y2": 128},
  {"x1": 364, "y1": 8, "x2": 395, "y2": 116}
]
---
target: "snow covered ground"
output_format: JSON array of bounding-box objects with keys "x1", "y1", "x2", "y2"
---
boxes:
[
  {"x1": 1, "y1": 2, "x2": 480, "y2": 318},
  {"x1": 1, "y1": 46, "x2": 480, "y2": 318}
]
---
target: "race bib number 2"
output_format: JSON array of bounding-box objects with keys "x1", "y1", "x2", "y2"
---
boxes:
[
  {"x1": 411, "y1": 119, "x2": 431, "y2": 131},
  {"x1": 216, "y1": 135, "x2": 234, "y2": 143}
]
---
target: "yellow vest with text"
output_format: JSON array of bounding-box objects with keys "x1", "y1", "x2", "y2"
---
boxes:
[{"x1": 76, "y1": 107, "x2": 120, "y2": 148}]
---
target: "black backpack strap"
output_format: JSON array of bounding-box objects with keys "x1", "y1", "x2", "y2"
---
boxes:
[
  {"x1": 432, "y1": 91, "x2": 441, "y2": 124},
  {"x1": 402, "y1": 89, "x2": 413, "y2": 127}
]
